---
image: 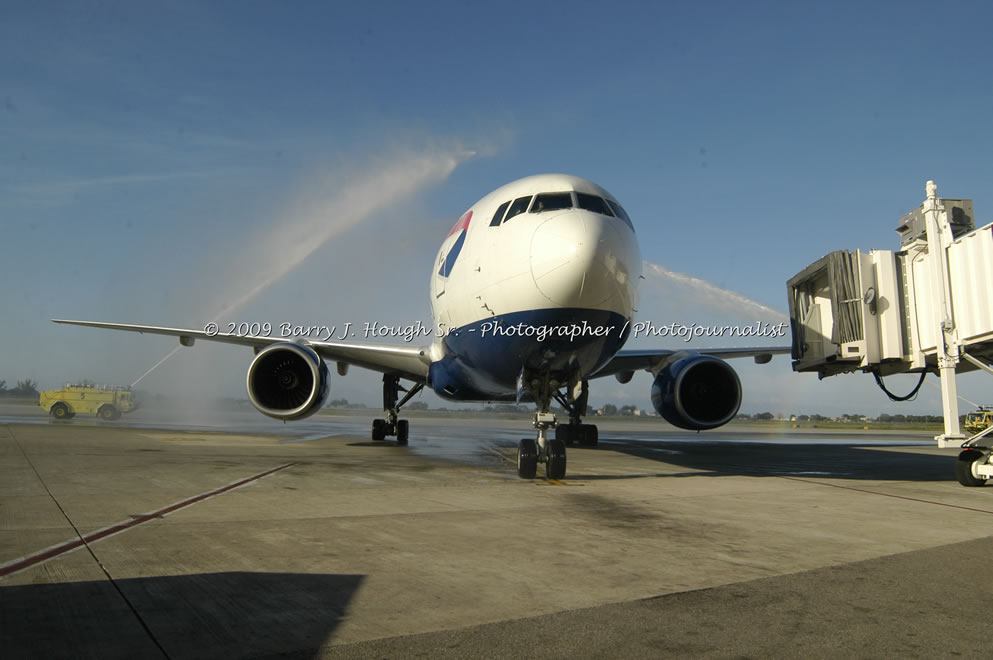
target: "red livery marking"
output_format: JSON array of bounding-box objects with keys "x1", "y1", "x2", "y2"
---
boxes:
[
  {"x1": 446, "y1": 210, "x2": 472, "y2": 238},
  {"x1": 0, "y1": 462, "x2": 296, "y2": 579}
]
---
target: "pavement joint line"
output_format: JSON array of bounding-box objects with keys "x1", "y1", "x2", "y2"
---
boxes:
[
  {"x1": 778, "y1": 475, "x2": 993, "y2": 514},
  {"x1": 0, "y1": 461, "x2": 298, "y2": 579}
]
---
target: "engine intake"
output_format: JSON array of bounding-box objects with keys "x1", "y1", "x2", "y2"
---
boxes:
[
  {"x1": 651, "y1": 355, "x2": 741, "y2": 430},
  {"x1": 247, "y1": 343, "x2": 329, "y2": 420}
]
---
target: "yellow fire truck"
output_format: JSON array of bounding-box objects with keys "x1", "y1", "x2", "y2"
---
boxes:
[
  {"x1": 964, "y1": 407, "x2": 993, "y2": 436},
  {"x1": 39, "y1": 384, "x2": 138, "y2": 421}
]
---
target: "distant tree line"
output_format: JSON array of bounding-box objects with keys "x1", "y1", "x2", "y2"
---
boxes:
[
  {"x1": 597, "y1": 404, "x2": 640, "y2": 416},
  {"x1": 735, "y1": 411, "x2": 946, "y2": 423},
  {"x1": 0, "y1": 379, "x2": 39, "y2": 397},
  {"x1": 326, "y1": 398, "x2": 369, "y2": 409}
]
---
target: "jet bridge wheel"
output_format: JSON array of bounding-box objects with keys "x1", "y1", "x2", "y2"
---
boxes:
[
  {"x1": 956, "y1": 449, "x2": 990, "y2": 487},
  {"x1": 517, "y1": 439, "x2": 537, "y2": 479}
]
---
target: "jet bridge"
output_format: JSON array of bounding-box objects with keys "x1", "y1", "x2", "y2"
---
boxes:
[{"x1": 787, "y1": 181, "x2": 993, "y2": 486}]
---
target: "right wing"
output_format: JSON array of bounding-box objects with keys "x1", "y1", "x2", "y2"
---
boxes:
[
  {"x1": 52, "y1": 319, "x2": 432, "y2": 382},
  {"x1": 592, "y1": 346, "x2": 792, "y2": 380}
]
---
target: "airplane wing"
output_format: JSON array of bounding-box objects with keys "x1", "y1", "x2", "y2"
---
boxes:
[
  {"x1": 592, "y1": 346, "x2": 792, "y2": 380},
  {"x1": 51, "y1": 320, "x2": 431, "y2": 381}
]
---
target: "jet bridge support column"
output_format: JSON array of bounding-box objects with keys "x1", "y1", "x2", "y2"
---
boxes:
[{"x1": 925, "y1": 181, "x2": 966, "y2": 446}]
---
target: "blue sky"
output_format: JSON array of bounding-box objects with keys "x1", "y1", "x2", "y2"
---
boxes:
[{"x1": 3, "y1": 1, "x2": 993, "y2": 415}]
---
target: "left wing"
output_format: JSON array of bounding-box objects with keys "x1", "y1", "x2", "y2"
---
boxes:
[
  {"x1": 52, "y1": 319, "x2": 431, "y2": 381},
  {"x1": 592, "y1": 346, "x2": 791, "y2": 380}
]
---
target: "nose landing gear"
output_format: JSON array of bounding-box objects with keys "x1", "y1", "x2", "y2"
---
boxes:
[
  {"x1": 518, "y1": 410, "x2": 567, "y2": 480},
  {"x1": 516, "y1": 374, "x2": 595, "y2": 480}
]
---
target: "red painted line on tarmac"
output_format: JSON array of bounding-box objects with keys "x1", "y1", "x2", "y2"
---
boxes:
[{"x1": 0, "y1": 462, "x2": 296, "y2": 579}]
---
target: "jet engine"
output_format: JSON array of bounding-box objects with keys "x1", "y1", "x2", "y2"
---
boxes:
[
  {"x1": 650, "y1": 355, "x2": 741, "y2": 430},
  {"x1": 247, "y1": 343, "x2": 330, "y2": 421}
]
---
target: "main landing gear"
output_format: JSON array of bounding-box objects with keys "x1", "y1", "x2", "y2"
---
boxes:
[
  {"x1": 516, "y1": 376, "x2": 598, "y2": 480},
  {"x1": 371, "y1": 374, "x2": 423, "y2": 446},
  {"x1": 553, "y1": 379, "x2": 598, "y2": 448}
]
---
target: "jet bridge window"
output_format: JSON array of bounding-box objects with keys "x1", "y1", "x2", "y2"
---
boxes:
[
  {"x1": 530, "y1": 192, "x2": 573, "y2": 213},
  {"x1": 490, "y1": 200, "x2": 510, "y2": 227},
  {"x1": 503, "y1": 195, "x2": 533, "y2": 223},
  {"x1": 576, "y1": 193, "x2": 613, "y2": 217},
  {"x1": 606, "y1": 199, "x2": 635, "y2": 231}
]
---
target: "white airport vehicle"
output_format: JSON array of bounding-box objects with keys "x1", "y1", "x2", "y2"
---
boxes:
[
  {"x1": 788, "y1": 181, "x2": 993, "y2": 486},
  {"x1": 54, "y1": 174, "x2": 788, "y2": 480}
]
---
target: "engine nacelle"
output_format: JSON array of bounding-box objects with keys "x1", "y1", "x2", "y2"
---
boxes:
[
  {"x1": 246, "y1": 343, "x2": 329, "y2": 421},
  {"x1": 650, "y1": 355, "x2": 741, "y2": 430}
]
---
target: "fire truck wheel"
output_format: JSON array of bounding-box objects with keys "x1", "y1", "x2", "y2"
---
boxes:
[{"x1": 99, "y1": 405, "x2": 120, "y2": 421}]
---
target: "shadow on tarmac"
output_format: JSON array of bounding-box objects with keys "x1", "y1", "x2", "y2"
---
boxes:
[
  {"x1": 0, "y1": 571, "x2": 364, "y2": 659},
  {"x1": 581, "y1": 439, "x2": 958, "y2": 482}
]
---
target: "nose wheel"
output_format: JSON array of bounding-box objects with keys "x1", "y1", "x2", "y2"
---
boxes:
[
  {"x1": 517, "y1": 439, "x2": 537, "y2": 479},
  {"x1": 516, "y1": 436, "x2": 567, "y2": 480},
  {"x1": 546, "y1": 438, "x2": 567, "y2": 479}
]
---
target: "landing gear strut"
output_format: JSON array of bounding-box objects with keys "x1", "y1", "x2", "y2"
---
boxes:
[
  {"x1": 371, "y1": 374, "x2": 422, "y2": 446},
  {"x1": 553, "y1": 379, "x2": 599, "y2": 447}
]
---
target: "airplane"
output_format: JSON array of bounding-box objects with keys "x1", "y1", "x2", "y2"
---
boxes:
[{"x1": 54, "y1": 173, "x2": 789, "y2": 480}]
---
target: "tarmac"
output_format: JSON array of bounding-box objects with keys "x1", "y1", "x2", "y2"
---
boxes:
[{"x1": 1, "y1": 406, "x2": 992, "y2": 658}]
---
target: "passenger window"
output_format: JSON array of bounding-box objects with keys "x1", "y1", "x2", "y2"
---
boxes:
[
  {"x1": 504, "y1": 195, "x2": 533, "y2": 223},
  {"x1": 606, "y1": 199, "x2": 635, "y2": 230},
  {"x1": 490, "y1": 200, "x2": 510, "y2": 227},
  {"x1": 531, "y1": 192, "x2": 573, "y2": 213},
  {"x1": 576, "y1": 193, "x2": 613, "y2": 216}
]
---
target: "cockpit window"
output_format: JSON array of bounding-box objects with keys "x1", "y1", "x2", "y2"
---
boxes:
[
  {"x1": 530, "y1": 192, "x2": 573, "y2": 213},
  {"x1": 606, "y1": 199, "x2": 635, "y2": 231},
  {"x1": 490, "y1": 200, "x2": 510, "y2": 227},
  {"x1": 504, "y1": 195, "x2": 532, "y2": 223},
  {"x1": 576, "y1": 193, "x2": 613, "y2": 216}
]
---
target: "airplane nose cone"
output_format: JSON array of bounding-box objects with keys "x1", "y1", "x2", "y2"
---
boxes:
[{"x1": 529, "y1": 212, "x2": 634, "y2": 308}]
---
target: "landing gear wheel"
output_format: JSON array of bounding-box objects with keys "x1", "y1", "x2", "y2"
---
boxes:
[
  {"x1": 396, "y1": 420, "x2": 409, "y2": 446},
  {"x1": 579, "y1": 424, "x2": 598, "y2": 447},
  {"x1": 51, "y1": 403, "x2": 70, "y2": 420},
  {"x1": 546, "y1": 438, "x2": 567, "y2": 480},
  {"x1": 371, "y1": 419, "x2": 387, "y2": 441},
  {"x1": 956, "y1": 449, "x2": 990, "y2": 487},
  {"x1": 517, "y1": 439, "x2": 538, "y2": 479},
  {"x1": 555, "y1": 425, "x2": 574, "y2": 446}
]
